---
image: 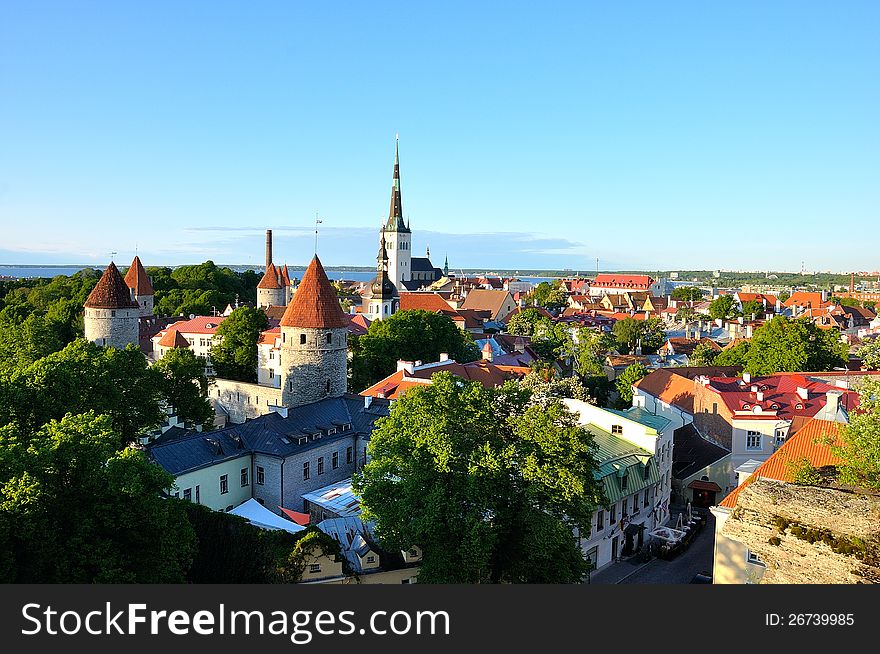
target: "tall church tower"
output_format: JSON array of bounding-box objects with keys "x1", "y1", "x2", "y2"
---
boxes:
[
  {"x1": 364, "y1": 227, "x2": 399, "y2": 320},
  {"x1": 384, "y1": 136, "x2": 411, "y2": 290},
  {"x1": 279, "y1": 256, "x2": 349, "y2": 408},
  {"x1": 84, "y1": 262, "x2": 140, "y2": 349}
]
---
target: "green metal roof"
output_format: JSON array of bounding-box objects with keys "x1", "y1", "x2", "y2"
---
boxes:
[
  {"x1": 588, "y1": 425, "x2": 661, "y2": 504},
  {"x1": 606, "y1": 406, "x2": 671, "y2": 434}
]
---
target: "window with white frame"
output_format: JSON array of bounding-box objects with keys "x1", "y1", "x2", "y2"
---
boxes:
[
  {"x1": 774, "y1": 428, "x2": 787, "y2": 446},
  {"x1": 746, "y1": 431, "x2": 762, "y2": 450},
  {"x1": 746, "y1": 550, "x2": 766, "y2": 567}
]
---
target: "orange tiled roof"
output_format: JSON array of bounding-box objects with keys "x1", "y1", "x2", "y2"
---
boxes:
[
  {"x1": 257, "y1": 264, "x2": 282, "y2": 289},
  {"x1": 399, "y1": 292, "x2": 454, "y2": 312},
  {"x1": 124, "y1": 256, "x2": 154, "y2": 295},
  {"x1": 280, "y1": 256, "x2": 348, "y2": 329},
  {"x1": 157, "y1": 315, "x2": 226, "y2": 335},
  {"x1": 84, "y1": 262, "x2": 140, "y2": 309},
  {"x1": 258, "y1": 327, "x2": 281, "y2": 346},
  {"x1": 157, "y1": 328, "x2": 190, "y2": 348},
  {"x1": 360, "y1": 360, "x2": 530, "y2": 398},
  {"x1": 718, "y1": 418, "x2": 844, "y2": 508}
]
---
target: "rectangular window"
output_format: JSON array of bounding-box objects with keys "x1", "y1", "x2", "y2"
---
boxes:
[
  {"x1": 366, "y1": 555, "x2": 376, "y2": 564},
  {"x1": 623, "y1": 498, "x2": 628, "y2": 516},
  {"x1": 220, "y1": 475, "x2": 228, "y2": 495},
  {"x1": 621, "y1": 473, "x2": 628, "y2": 490},
  {"x1": 309, "y1": 564, "x2": 321, "y2": 574},
  {"x1": 774, "y1": 428, "x2": 787, "y2": 446},
  {"x1": 241, "y1": 467, "x2": 249, "y2": 487},
  {"x1": 257, "y1": 466, "x2": 265, "y2": 485},
  {"x1": 632, "y1": 496, "x2": 639, "y2": 514},
  {"x1": 610, "y1": 504, "x2": 616, "y2": 523},
  {"x1": 644, "y1": 490, "x2": 649, "y2": 507},
  {"x1": 317, "y1": 457, "x2": 324, "y2": 475},
  {"x1": 746, "y1": 431, "x2": 762, "y2": 450},
  {"x1": 746, "y1": 550, "x2": 766, "y2": 567},
  {"x1": 195, "y1": 485, "x2": 200, "y2": 504},
  {"x1": 346, "y1": 447, "x2": 353, "y2": 464},
  {"x1": 183, "y1": 488, "x2": 192, "y2": 502},
  {"x1": 332, "y1": 452, "x2": 339, "y2": 469},
  {"x1": 611, "y1": 424, "x2": 623, "y2": 435},
  {"x1": 596, "y1": 510, "x2": 604, "y2": 531},
  {"x1": 303, "y1": 462, "x2": 310, "y2": 480}
]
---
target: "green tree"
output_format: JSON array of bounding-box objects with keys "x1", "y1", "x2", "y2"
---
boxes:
[
  {"x1": 0, "y1": 412, "x2": 195, "y2": 582},
  {"x1": 675, "y1": 306, "x2": 697, "y2": 323},
  {"x1": 741, "y1": 316, "x2": 848, "y2": 375},
  {"x1": 353, "y1": 373, "x2": 604, "y2": 583},
  {"x1": 740, "y1": 300, "x2": 764, "y2": 319},
  {"x1": 519, "y1": 370, "x2": 594, "y2": 404},
  {"x1": 857, "y1": 339, "x2": 880, "y2": 370},
  {"x1": 1, "y1": 340, "x2": 164, "y2": 444},
  {"x1": 506, "y1": 308, "x2": 546, "y2": 337},
  {"x1": 529, "y1": 282, "x2": 568, "y2": 310},
  {"x1": 570, "y1": 328, "x2": 615, "y2": 376},
  {"x1": 714, "y1": 340, "x2": 750, "y2": 367},
  {"x1": 671, "y1": 286, "x2": 703, "y2": 302},
  {"x1": 612, "y1": 317, "x2": 643, "y2": 353},
  {"x1": 615, "y1": 362, "x2": 648, "y2": 408},
  {"x1": 209, "y1": 306, "x2": 269, "y2": 382},
  {"x1": 777, "y1": 291, "x2": 791, "y2": 303},
  {"x1": 349, "y1": 310, "x2": 480, "y2": 391},
  {"x1": 833, "y1": 379, "x2": 880, "y2": 490},
  {"x1": 154, "y1": 348, "x2": 214, "y2": 429},
  {"x1": 708, "y1": 295, "x2": 739, "y2": 320},
  {"x1": 690, "y1": 342, "x2": 719, "y2": 367}
]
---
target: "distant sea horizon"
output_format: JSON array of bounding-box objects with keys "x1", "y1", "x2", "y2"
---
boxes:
[{"x1": 0, "y1": 264, "x2": 558, "y2": 285}]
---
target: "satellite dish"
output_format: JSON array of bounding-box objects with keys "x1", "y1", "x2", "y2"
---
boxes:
[{"x1": 189, "y1": 314, "x2": 195, "y2": 320}]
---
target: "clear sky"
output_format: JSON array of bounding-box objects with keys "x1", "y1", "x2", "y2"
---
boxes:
[{"x1": 1, "y1": 1, "x2": 877, "y2": 271}]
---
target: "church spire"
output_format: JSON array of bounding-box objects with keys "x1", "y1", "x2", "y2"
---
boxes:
[
  {"x1": 371, "y1": 226, "x2": 398, "y2": 300},
  {"x1": 385, "y1": 135, "x2": 410, "y2": 233},
  {"x1": 444, "y1": 255, "x2": 449, "y2": 277}
]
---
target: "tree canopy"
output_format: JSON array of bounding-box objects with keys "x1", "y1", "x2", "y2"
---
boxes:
[
  {"x1": 615, "y1": 362, "x2": 648, "y2": 408},
  {"x1": 147, "y1": 261, "x2": 260, "y2": 317},
  {"x1": 506, "y1": 308, "x2": 547, "y2": 337},
  {"x1": 0, "y1": 412, "x2": 195, "y2": 582},
  {"x1": 209, "y1": 306, "x2": 269, "y2": 383},
  {"x1": 349, "y1": 310, "x2": 480, "y2": 391},
  {"x1": 671, "y1": 286, "x2": 703, "y2": 302},
  {"x1": 856, "y1": 339, "x2": 880, "y2": 370},
  {"x1": 612, "y1": 317, "x2": 665, "y2": 354},
  {"x1": 353, "y1": 372, "x2": 604, "y2": 583},
  {"x1": 153, "y1": 347, "x2": 214, "y2": 429},
  {"x1": 527, "y1": 282, "x2": 568, "y2": 310},
  {"x1": 708, "y1": 295, "x2": 738, "y2": 320},
  {"x1": 738, "y1": 316, "x2": 848, "y2": 375}
]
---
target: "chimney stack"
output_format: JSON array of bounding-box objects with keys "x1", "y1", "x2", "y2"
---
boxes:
[
  {"x1": 826, "y1": 390, "x2": 842, "y2": 416},
  {"x1": 265, "y1": 229, "x2": 273, "y2": 270}
]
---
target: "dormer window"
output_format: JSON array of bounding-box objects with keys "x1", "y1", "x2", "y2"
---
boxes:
[
  {"x1": 742, "y1": 403, "x2": 751, "y2": 410},
  {"x1": 611, "y1": 425, "x2": 623, "y2": 435},
  {"x1": 621, "y1": 473, "x2": 628, "y2": 490},
  {"x1": 795, "y1": 403, "x2": 804, "y2": 410}
]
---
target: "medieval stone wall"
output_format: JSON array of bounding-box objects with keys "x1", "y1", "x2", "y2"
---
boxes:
[
  {"x1": 280, "y1": 326, "x2": 348, "y2": 407},
  {"x1": 84, "y1": 307, "x2": 140, "y2": 350},
  {"x1": 721, "y1": 479, "x2": 880, "y2": 584},
  {"x1": 211, "y1": 378, "x2": 283, "y2": 424}
]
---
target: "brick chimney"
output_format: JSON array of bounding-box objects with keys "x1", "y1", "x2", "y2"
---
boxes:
[
  {"x1": 265, "y1": 229, "x2": 273, "y2": 270},
  {"x1": 825, "y1": 390, "x2": 842, "y2": 416},
  {"x1": 397, "y1": 360, "x2": 415, "y2": 374},
  {"x1": 439, "y1": 352, "x2": 450, "y2": 362},
  {"x1": 481, "y1": 341, "x2": 493, "y2": 362}
]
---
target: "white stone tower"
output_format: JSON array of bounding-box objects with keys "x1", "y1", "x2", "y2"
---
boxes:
[
  {"x1": 84, "y1": 261, "x2": 140, "y2": 349},
  {"x1": 385, "y1": 137, "x2": 411, "y2": 290},
  {"x1": 124, "y1": 255, "x2": 154, "y2": 317},
  {"x1": 279, "y1": 256, "x2": 349, "y2": 408}
]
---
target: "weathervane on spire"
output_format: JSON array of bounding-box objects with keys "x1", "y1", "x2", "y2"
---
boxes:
[{"x1": 314, "y1": 212, "x2": 323, "y2": 255}]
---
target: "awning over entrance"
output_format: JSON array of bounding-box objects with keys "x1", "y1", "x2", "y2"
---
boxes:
[{"x1": 687, "y1": 479, "x2": 722, "y2": 493}]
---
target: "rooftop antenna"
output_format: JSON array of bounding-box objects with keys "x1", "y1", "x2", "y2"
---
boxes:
[
  {"x1": 314, "y1": 212, "x2": 323, "y2": 255},
  {"x1": 109, "y1": 250, "x2": 117, "y2": 262}
]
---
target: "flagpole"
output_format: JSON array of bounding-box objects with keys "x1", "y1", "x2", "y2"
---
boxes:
[{"x1": 314, "y1": 213, "x2": 323, "y2": 255}]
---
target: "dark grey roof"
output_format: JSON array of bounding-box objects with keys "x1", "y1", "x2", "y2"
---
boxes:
[
  {"x1": 672, "y1": 423, "x2": 729, "y2": 481},
  {"x1": 148, "y1": 394, "x2": 391, "y2": 476},
  {"x1": 410, "y1": 257, "x2": 437, "y2": 272}
]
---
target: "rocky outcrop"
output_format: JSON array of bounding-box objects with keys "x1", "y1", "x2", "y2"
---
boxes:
[{"x1": 721, "y1": 479, "x2": 880, "y2": 584}]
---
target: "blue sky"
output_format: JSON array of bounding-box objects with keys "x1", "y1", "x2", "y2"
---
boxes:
[{"x1": 1, "y1": 1, "x2": 877, "y2": 271}]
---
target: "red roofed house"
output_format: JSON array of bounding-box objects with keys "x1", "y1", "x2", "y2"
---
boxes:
[
  {"x1": 711, "y1": 418, "x2": 844, "y2": 584},
  {"x1": 783, "y1": 291, "x2": 828, "y2": 316},
  {"x1": 151, "y1": 315, "x2": 227, "y2": 373},
  {"x1": 84, "y1": 261, "x2": 141, "y2": 350},
  {"x1": 692, "y1": 371, "x2": 865, "y2": 488},
  {"x1": 360, "y1": 356, "x2": 530, "y2": 399},
  {"x1": 589, "y1": 274, "x2": 661, "y2": 297},
  {"x1": 733, "y1": 292, "x2": 780, "y2": 316},
  {"x1": 460, "y1": 289, "x2": 517, "y2": 322}
]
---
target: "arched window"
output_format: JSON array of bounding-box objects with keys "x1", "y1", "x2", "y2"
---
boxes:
[{"x1": 300, "y1": 333, "x2": 306, "y2": 345}]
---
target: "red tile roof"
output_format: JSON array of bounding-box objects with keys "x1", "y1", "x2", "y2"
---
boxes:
[
  {"x1": 399, "y1": 292, "x2": 454, "y2": 312},
  {"x1": 783, "y1": 292, "x2": 825, "y2": 309},
  {"x1": 280, "y1": 264, "x2": 291, "y2": 287},
  {"x1": 157, "y1": 328, "x2": 190, "y2": 348},
  {"x1": 347, "y1": 314, "x2": 371, "y2": 336},
  {"x1": 124, "y1": 256, "x2": 154, "y2": 296},
  {"x1": 718, "y1": 418, "x2": 844, "y2": 508},
  {"x1": 257, "y1": 264, "x2": 282, "y2": 289},
  {"x1": 360, "y1": 359, "x2": 531, "y2": 398},
  {"x1": 85, "y1": 262, "x2": 139, "y2": 309},
  {"x1": 701, "y1": 373, "x2": 860, "y2": 421},
  {"x1": 258, "y1": 327, "x2": 281, "y2": 346},
  {"x1": 591, "y1": 274, "x2": 655, "y2": 289},
  {"x1": 158, "y1": 315, "x2": 226, "y2": 335},
  {"x1": 280, "y1": 256, "x2": 349, "y2": 329},
  {"x1": 633, "y1": 366, "x2": 742, "y2": 413}
]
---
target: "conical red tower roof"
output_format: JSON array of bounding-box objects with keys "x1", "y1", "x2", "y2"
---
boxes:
[
  {"x1": 280, "y1": 256, "x2": 348, "y2": 328},
  {"x1": 85, "y1": 262, "x2": 139, "y2": 309},
  {"x1": 257, "y1": 263, "x2": 282, "y2": 289},
  {"x1": 124, "y1": 255, "x2": 154, "y2": 295}
]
